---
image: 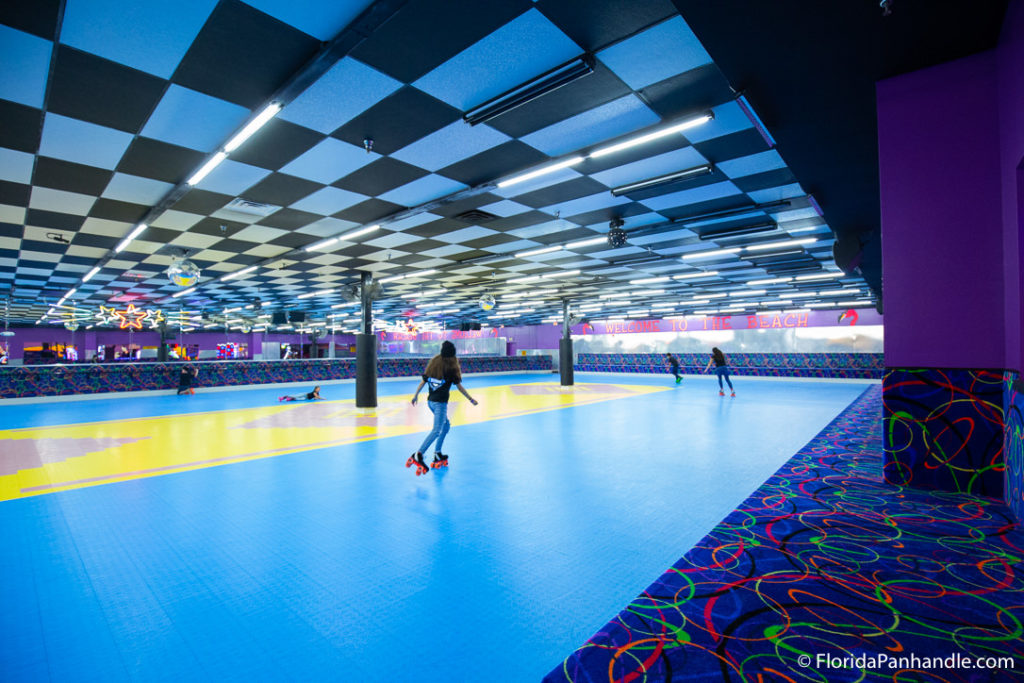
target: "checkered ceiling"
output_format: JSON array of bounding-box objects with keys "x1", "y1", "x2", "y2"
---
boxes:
[{"x1": 0, "y1": 0, "x2": 874, "y2": 332}]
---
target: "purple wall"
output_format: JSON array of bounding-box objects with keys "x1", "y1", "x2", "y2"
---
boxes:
[
  {"x1": 1000, "y1": 0, "x2": 1024, "y2": 374},
  {"x1": 877, "y1": 52, "x2": 1004, "y2": 368}
]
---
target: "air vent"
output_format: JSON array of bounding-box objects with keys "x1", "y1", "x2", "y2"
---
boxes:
[
  {"x1": 224, "y1": 198, "x2": 281, "y2": 217},
  {"x1": 453, "y1": 209, "x2": 500, "y2": 224}
]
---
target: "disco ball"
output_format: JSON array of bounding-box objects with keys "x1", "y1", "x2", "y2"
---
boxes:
[
  {"x1": 479, "y1": 294, "x2": 496, "y2": 311},
  {"x1": 167, "y1": 259, "x2": 201, "y2": 288},
  {"x1": 64, "y1": 321, "x2": 79, "y2": 331},
  {"x1": 607, "y1": 226, "x2": 628, "y2": 248}
]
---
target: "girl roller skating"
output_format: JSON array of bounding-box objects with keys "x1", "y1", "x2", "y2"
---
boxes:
[{"x1": 407, "y1": 341, "x2": 478, "y2": 475}]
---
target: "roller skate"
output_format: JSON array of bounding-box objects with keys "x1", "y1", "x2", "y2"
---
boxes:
[
  {"x1": 406, "y1": 452, "x2": 429, "y2": 476},
  {"x1": 719, "y1": 390, "x2": 725, "y2": 396},
  {"x1": 730, "y1": 391, "x2": 736, "y2": 397},
  {"x1": 431, "y1": 453, "x2": 449, "y2": 469}
]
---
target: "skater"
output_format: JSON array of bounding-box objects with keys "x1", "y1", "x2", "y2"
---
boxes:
[
  {"x1": 176, "y1": 364, "x2": 198, "y2": 395},
  {"x1": 407, "y1": 340, "x2": 478, "y2": 475},
  {"x1": 666, "y1": 353, "x2": 682, "y2": 384},
  {"x1": 703, "y1": 347, "x2": 735, "y2": 397},
  {"x1": 279, "y1": 386, "x2": 323, "y2": 402}
]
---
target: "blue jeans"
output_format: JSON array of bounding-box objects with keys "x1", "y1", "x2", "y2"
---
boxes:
[
  {"x1": 418, "y1": 400, "x2": 450, "y2": 454},
  {"x1": 716, "y1": 366, "x2": 733, "y2": 390}
]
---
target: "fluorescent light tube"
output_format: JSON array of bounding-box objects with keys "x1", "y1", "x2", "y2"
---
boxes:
[
  {"x1": 729, "y1": 289, "x2": 766, "y2": 297},
  {"x1": 186, "y1": 152, "x2": 227, "y2": 186},
  {"x1": 305, "y1": 237, "x2": 339, "y2": 252},
  {"x1": 82, "y1": 266, "x2": 101, "y2": 283},
  {"x1": 795, "y1": 272, "x2": 842, "y2": 281},
  {"x1": 498, "y1": 157, "x2": 584, "y2": 188},
  {"x1": 745, "y1": 238, "x2": 817, "y2": 252},
  {"x1": 509, "y1": 276, "x2": 541, "y2": 284},
  {"x1": 630, "y1": 276, "x2": 670, "y2": 285},
  {"x1": 379, "y1": 274, "x2": 405, "y2": 283},
  {"x1": 173, "y1": 287, "x2": 196, "y2": 298},
  {"x1": 224, "y1": 103, "x2": 281, "y2": 153},
  {"x1": 543, "y1": 269, "x2": 579, "y2": 278},
  {"x1": 590, "y1": 113, "x2": 712, "y2": 158},
  {"x1": 114, "y1": 224, "x2": 148, "y2": 253},
  {"x1": 464, "y1": 55, "x2": 594, "y2": 126},
  {"x1": 673, "y1": 271, "x2": 719, "y2": 280},
  {"x1": 682, "y1": 248, "x2": 741, "y2": 260},
  {"x1": 610, "y1": 165, "x2": 713, "y2": 196},
  {"x1": 747, "y1": 277, "x2": 792, "y2": 285},
  {"x1": 516, "y1": 245, "x2": 563, "y2": 258},
  {"x1": 340, "y1": 225, "x2": 380, "y2": 241},
  {"x1": 565, "y1": 237, "x2": 608, "y2": 249},
  {"x1": 221, "y1": 265, "x2": 257, "y2": 281}
]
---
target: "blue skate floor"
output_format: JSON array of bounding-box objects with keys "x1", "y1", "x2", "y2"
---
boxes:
[{"x1": 0, "y1": 372, "x2": 873, "y2": 681}]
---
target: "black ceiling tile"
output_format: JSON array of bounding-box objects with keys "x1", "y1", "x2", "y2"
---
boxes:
[
  {"x1": 202, "y1": 238, "x2": 251, "y2": 253},
  {"x1": 227, "y1": 119, "x2": 325, "y2": 170},
  {"x1": 138, "y1": 227, "x2": 180, "y2": 244},
  {"x1": 220, "y1": 253, "x2": 263, "y2": 266},
  {"x1": 332, "y1": 198, "x2": 405, "y2": 224},
  {"x1": 387, "y1": 254, "x2": 426, "y2": 267},
  {"x1": 189, "y1": 218, "x2": 249, "y2": 237},
  {"x1": 657, "y1": 195, "x2": 752, "y2": 221},
  {"x1": 565, "y1": 201, "x2": 650, "y2": 227},
  {"x1": 398, "y1": 238, "x2": 447, "y2": 253},
  {"x1": 405, "y1": 217, "x2": 470, "y2": 238},
  {"x1": 170, "y1": 189, "x2": 233, "y2": 215},
  {"x1": 331, "y1": 86, "x2": 462, "y2": 155},
  {"x1": 116, "y1": 138, "x2": 205, "y2": 184},
  {"x1": 70, "y1": 233, "x2": 118, "y2": 249},
  {"x1": 87, "y1": 198, "x2": 149, "y2": 223},
  {"x1": 0, "y1": 0, "x2": 60, "y2": 39},
  {"x1": 24, "y1": 209, "x2": 86, "y2": 232},
  {"x1": 61, "y1": 254, "x2": 102, "y2": 267},
  {"x1": 0, "y1": 100, "x2": 42, "y2": 153},
  {"x1": 333, "y1": 157, "x2": 429, "y2": 196},
  {"x1": 732, "y1": 168, "x2": 798, "y2": 193},
  {"x1": 511, "y1": 176, "x2": 608, "y2": 209},
  {"x1": 241, "y1": 173, "x2": 322, "y2": 207},
  {"x1": 332, "y1": 243, "x2": 378, "y2": 258},
  {"x1": 428, "y1": 192, "x2": 504, "y2": 219},
  {"x1": 48, "y1": 46, "x2": 168, "y2": 134},
  {"x1": 33, "y1": 157, "x2": 114, "y2": 196},
  {"x1": 535, "y1": 0, "x2": 676, "y2": 51},
  {"x1": 691, "y1": 129, "x2": 771, "y2": 164},
  {"x1": 446, "y1": 250, "x2": 490, "y2": 263},
  {"x1": 0, "y1": 180, "x2": 31, "y2": 207},
  {"x1": 611, "y1": 166, "x2": 728, "y2": 202},
  {"x1": 351, "y1": 0, "x2": 531, "y2": 83},
  {"x1": 463, "y1": 233, "x2": 520, "y2": 249},
  {"x1": 640, "y1": 63, "x2": 735, "y2": 120},
  {"x1": 0, "y1": 222, "x2": 24, "y2": 239},
  {"x1": 258, "y1": 208, "x2": 321, "y2": 230},
  {"x1": 486, "y1": 210, "x2": 554, "y2": 232},
  {"x1": 437, "y1": 141, "x2": 550, "y2": 187},
  {"x1": 171, "y1": 0, "x2": 320, "y2": 108},
  {"x1": 484, "y1": 62, "x2": 633, "y2": 138}
]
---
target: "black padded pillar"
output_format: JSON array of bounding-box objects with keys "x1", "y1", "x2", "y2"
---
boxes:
[
  {"x1": 559, "y1": 298, "x2": 573, "y2": 386},
  {"x1": 356, "y1": 334, "x2": 377, "y2": 407}
]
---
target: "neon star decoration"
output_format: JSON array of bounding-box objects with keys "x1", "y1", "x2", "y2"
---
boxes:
[
  {"x1": 114, "y1": 304, "x2": 149, "y2": 330},
  {"x1": 95, "y1": 306, "x2": 120, "y2": 325}
]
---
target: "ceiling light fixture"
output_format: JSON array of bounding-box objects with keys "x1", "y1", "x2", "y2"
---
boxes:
[
  {"x1": 186, "y1": 152, "x2": 227, "y2": 186},
  {"x1": 795, "y1": 272, "x2": 842, "y2": 281},
  {"x1": 745, "y1": 238, "x2": 817, "y2": 252},
  {"x1": 464, "y1": 54, "x2": 595, "y2": 126},
  {"x1": 305, "y1": 237, "x2": 339, "y2": 252},
  {"x1": 565, "y1": 237, "x2": 608, "y2": 249},
  {"x1": 630, "y1": 276, "x2": 670, "y2": 285},
  {"x1": 747, "y1": 277, "x2": 792, "y2": 285},
  {"x1": 498, "y1": 157, "x2": 585, "y2": 188},
  {"x1": 729, "y1": 289, "x2": 766, "y2": 297},
  {"x1": 697, "y1": 222, "x2": 777, "y2": 240},
  {"x1": 172, "y1": 287, "x2": 196, "y2": 298},
  {"x1": 542, "y1": 269, "x2": 580, "y2": 278},
  {"x1": 590, "y1": 112, "x2": 713, "y2": 159},
  {"x1": 224, "y1": 102, "x2": 281, "y2": 153},
  {"x1": 610, "y1": 165, "x2": 713, "y2": 196},
  {"x1": 114, "y1": 224, "x2": 148, "y2": 253},
  {"x1": 681, "y1": 248, "x2": 741, "y2": 261},
  {"x1": 221, "y1": 265, "x2": 258, "y2": 281},
  {"x1": 82, "y1": 266, "x2": 101, "y2": 283},
  {"x1": 673, "y1": 271, "x2": 719, "y2": 280}
]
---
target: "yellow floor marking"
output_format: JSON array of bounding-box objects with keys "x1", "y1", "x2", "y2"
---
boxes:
[{"x1": 0, "y1": 382, "x2": 667, "y2": 501}]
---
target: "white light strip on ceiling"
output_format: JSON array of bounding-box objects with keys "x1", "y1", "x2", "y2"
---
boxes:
[
  {"x1": 172, "y1": 287, "x2": 196, "y2": 298},
  {"x1": 565, "y1": 237, "x2": 608, "y2": 249},
  {"x1": 745, "y1": 238, "x2": 817, "y2": 251},
  {"x1": 590, "y1": 113, "x2": 713, "y2": 159},
  {"x1": 795, "y1": 272, "x2": 842, "y2": 281},
  {"x1": 681, "y1": 247, "x2": 741, "y2": 261},
  {"x1": 82, "y1": 266, "x2": 101, "y2": 283},
  {"x1": 186, "y1": 152, "x2": 227, "y2": 186},
  {"x1": 497, "y1": 156, "x2": 584, "y2": 188},
  {"x1": 224, "y1": 103, "x2": 281, "y2": 153},
  {"x1": 542, "y1": 269, "x2": 579, "y2": 278},
  {"x1": 630, "y1": 276, "x2": 670, "y2": 285},
  {"x1": 305, "y1": 237, "x2": 339, "y2": 252},
  {"x1": 114, "y1": 223, "x2": 148, "y2": 253},
  {"x1": 747, "y1": 277, "x2": 791, "y2": 285},
  {"x1": 673, "y1": 271, "x2": 719, "y2": 279},
  {"x1": 515, "y1": 245, "x2": 563, "y2": 258},
  {"x1": 221, "y1": 265, "x2": 257, "y2": 281}
]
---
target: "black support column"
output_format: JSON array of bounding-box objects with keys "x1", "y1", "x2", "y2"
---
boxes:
[
  {"x1": 355, "y1": 271, "x2": 377, "y2": 408},
  {"x1": 559, "y1": 298, "x2": 574, "y2": 387}
]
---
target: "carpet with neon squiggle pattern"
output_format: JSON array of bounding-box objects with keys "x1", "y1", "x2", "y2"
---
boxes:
[{"x1": 545, "y1": 385, "x2": 1024, "y2": 682}]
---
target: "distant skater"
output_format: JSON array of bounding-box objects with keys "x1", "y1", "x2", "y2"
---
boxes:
[
  {"x1": 279, "y1": 386, "x2": 323, "y2": 402},
  {"x1": 704, "y1": 347, "x2": 735, "y2": 397},
  {"x1": 666, "y1": 353, "x2": 682, "y2": 384},
  {"x1": 407, "y1": 341, "x2": 478, "y2": 475},
  {"x1": 176, "y1": 364, "x2": 198, "y2": 395}
]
